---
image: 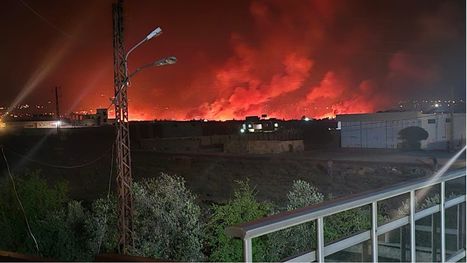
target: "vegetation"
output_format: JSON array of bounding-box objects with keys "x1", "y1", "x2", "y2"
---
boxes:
[
  {"x1": 205, "y1": 180, "x2": 272, "y2": 262},
  {"x1": 0, "y1": 171, "x2": 71, "y2": 258},
  {"x1": 0, "y1": 172, "x2": 203, "y2": 261},
  {"x1": 398, "y1": 126, "x2": 429, "y2": 149},
  {"x1": 1, "y1": 170, "x2": 431, "y2": 262},
  {"x1": 267, "y1": 180, "x2": 324, "y2": 260},
  {"x1": 132, "y1": 174, "x2": 204, "y2": 261}
]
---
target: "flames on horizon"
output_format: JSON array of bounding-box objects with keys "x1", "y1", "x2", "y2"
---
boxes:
[{"x1": 126, "y1": 0, "x2": 458, "y2": 121}]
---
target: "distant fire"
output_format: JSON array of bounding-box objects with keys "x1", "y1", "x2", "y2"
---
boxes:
[{"x1": 67, "y1": 1, "x2": 460, "y2": 122}]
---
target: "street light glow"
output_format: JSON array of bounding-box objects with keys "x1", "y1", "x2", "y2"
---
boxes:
[{"x1": 146, "y1": 27, "x2": 162, "y2": 40}]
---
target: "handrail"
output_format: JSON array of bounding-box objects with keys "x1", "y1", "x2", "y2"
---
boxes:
[{"x1": 226, "y1": 168, "x2": 465, "y2": 240}]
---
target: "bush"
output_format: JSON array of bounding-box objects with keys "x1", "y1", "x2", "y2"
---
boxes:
[
  {"x1": 268, "y1": 180, "x2": 324, "y2": 260},
  {"x1": 206, "y1": 180, "x2": 272, "y2": 262},
  {"x1": 0, "y1": 170, "x2": 69, "y2": 257},
  {"x1": 84, "y1": 173, "x2": 204, "y2": 261},
  {"x1": 84, "y1": 196, "x2": 118, "y2": 258},
  {"x1": 132, "y1": 173, "x2": 204, "y2": 261},
  {"x1": 324, "y1": 208, "x2": 371, "y2": 243},
  {"x1": 33, "y1": 201, "x2": 91, "y2": 261},
  {"x1": 269, "y1": 180, "x2": 374, "y2": 260}
]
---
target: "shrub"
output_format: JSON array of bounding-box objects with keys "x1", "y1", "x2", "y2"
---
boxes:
[
  {"x1": 84, "y1": 196, "x2": 118, "y2": 257},
  {"x1": 269, "y1": 180, "x2": 375, "y2": 260},
  {"x1": 268, "y1": 180, "x2": 324, "y2": 260},
  {"x1": 33, "y1": 201, "x2": 91, "y2": 261},
  {"x1": 84, "y1": 173, "x2": 204, "y2": 261},
  {"x1": 206, "y1": 180, "x2": 272, "y2": 262},
  {"x1": 132, "y1": 173, "x2": 204, "y2": 261},
  {"x1": 324, "y1": 207, "x2": 371, "y2": 243},
  {"x1": 0, "y1": 170, "x2": 69, "y2": 257}
]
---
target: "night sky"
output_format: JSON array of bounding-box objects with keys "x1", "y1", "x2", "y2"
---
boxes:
[{"x1": 0, "y1": 0, "x2": 465, "y2": 120}]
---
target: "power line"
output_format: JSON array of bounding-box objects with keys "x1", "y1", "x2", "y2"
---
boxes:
[
  {"x1": 16, "y1": 0, "x2": 73, "y2": 39},
  {"x1": 1, "y1": 146, "x2": 41, "y2": 255},
  {"x1": 3, "y1": 145, "x2": 112, "y2": 169}
]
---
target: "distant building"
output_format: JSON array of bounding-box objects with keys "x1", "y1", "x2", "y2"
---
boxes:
[
  {"x1": 69, "y1": 108, "x2": 109, "y2": 127},
  {"x1": 95, "y1": 108, "x2": 109, "y2": 126},
  {"x1": 2, "y1": 108, "x2": 111, "y2": 129},
  {"x1": 240, "y1": 116, "x2": 280, "y2": 133},
  {"x1": 4, "y1": 120, "x2": 62, "y2": 129},
  {"x1": 337, "y1": 111, "x2": 466, "y2": 150}
]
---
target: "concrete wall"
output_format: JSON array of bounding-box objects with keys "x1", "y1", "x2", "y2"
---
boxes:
[
  {"x1": 140, "y1": 137, "x2": 202, "y2": 152},
  {"x1": 140, "y1": 134, "x2": 305, "y2": 154},
  {"x1": 224, "y1": 140, "x2": 304, "y2": 154},
  {"x1": 6, "y1": 120, "x2": 58, "y2": 129},
  {"x1": 338, "y1": 112, "x2": 466, "y2": 150}
]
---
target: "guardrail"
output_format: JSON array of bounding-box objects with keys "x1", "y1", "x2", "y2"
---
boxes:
[{"x1": 226, "y1": 166, "x2": 466, "y2": 262}]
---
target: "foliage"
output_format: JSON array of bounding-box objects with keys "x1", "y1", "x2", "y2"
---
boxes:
[
  {"x1": 398, "y1": 126, "x2": 429, "y2": 149},
  {"x1": 286, "y1": 180, "x2": 325, "y2": 210},
  {"x1": 83, "y1": 173, "x2": 204, "y2": 261},
  {"x1": 33, "y1": 201, "x2": 91, "y2": 261},
  {"x1": 324, "y1": 208, "x2": 371, "y2": 243},
  {"x1": 206, "y1": 180, "x2": 272, "y2": 262},
  {"x1": 269, "y1": 180, "x2": 375, "y2": 260},
  {"x1": 396, "y1": 192, "x2": 457, "y2": 217},
  {"x1": 132, "y1": 173, "x2": 204, "y2": 261},
  {"x1": 268, "y1": 180, "x2": 324, "y2": 260},
  {"x1": 0, "y1": 170, "x2": 69, "y2": 256},
  {"x1": 84, "y1": 196, "x2": 118, "y2": 257}
]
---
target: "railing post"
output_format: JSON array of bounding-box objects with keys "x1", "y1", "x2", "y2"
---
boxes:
[
  {"x1": 410, "y1": 190, "x2": 416, "y2": 262},
  {"x1": 456, "y1": 204, "x2": 460, "y2": 251},
  {"x1": 243, "y1": 238, "x2": 252, "y2": 262},
  {"x1": 316, "y1": 217, "x2": 325, "y2": 262},
  {"x1": 463, "y1": 202, "x2": 466, "y2": 253},
  {"x1": 371, "y1": 202, "x2": 378, "y2": 262},
  {"x1": 440, "y1": 181, "x2": 446, "y2": 262},
  {"x1": 431, "y1": 213, "x2": 437, "y2": 262}
]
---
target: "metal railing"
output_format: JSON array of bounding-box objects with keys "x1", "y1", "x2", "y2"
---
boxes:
[{"x1": 226, "y1": 168, "x2": 466, "y2": 262}]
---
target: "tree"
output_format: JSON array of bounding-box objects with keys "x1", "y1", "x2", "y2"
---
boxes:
[
  {"x1": 268, "y1": 180, "x2": 324, "y2": 260},
  {"x1": 0, "y1": 171, "x2": 69, "y2": 257},
  {"x1": 206, "y1": 180, "x2": 272, "y2": 262},
  {"x1": 85, "y1": 173, "x2": 204, "y2": 261},
  {"x1": 132, "y1": 174, "x2": 204, "y2": 261},
  {"x1": 398, "y1": 126, "x2": 429, "y2": 150}
]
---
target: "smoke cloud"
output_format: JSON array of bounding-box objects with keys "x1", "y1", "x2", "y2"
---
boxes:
[{"x1": 180, "y1": 0, "x2": 464, "y2": 120}]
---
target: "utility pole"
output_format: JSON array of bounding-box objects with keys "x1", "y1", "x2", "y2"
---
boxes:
[
  {"x1": 54, "y1": 86, "x2": 60, "y2": 119},
  {"x1": 112, "y1": 0, "x2": 134, "y2": 254},
  {"x1": 54, "y1": 86, "x2": 61, "y2": 134},
  {"x1": 111, "y1": 0, "x2": 176, "y2": 254}
]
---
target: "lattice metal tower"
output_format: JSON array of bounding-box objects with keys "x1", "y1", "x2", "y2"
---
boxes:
[{"x1": 112, "y1": 0, "x2": 134, "y2": 254}]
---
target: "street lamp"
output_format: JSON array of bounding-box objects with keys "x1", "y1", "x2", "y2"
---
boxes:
[
  {"x1": 125, "y1": 27, "x2": 162, "y2": 61},
  {"x1": 110, "y1": 25, "x2": 176, "y2": 107},
  {"x1": 112, "y1": 56, "x2": 176, "y2": 102}
]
